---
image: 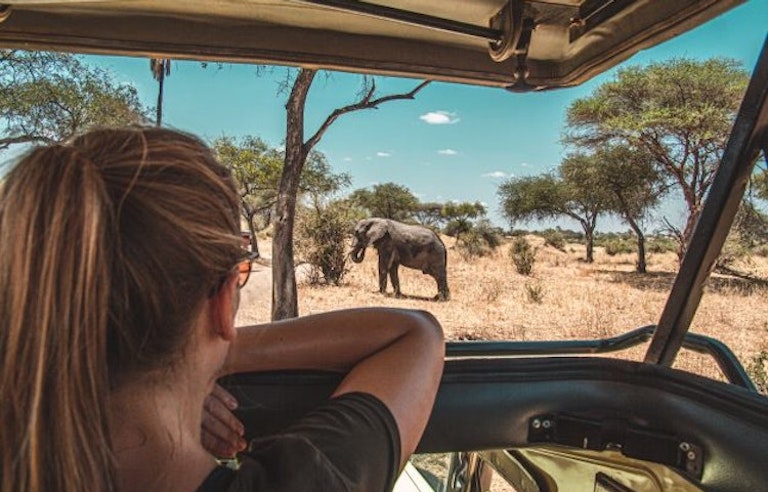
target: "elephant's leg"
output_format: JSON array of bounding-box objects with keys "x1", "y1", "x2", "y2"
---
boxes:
[
  {"x1": 390, "y1": 265, "x2": 402, "y2": 298},
  {"x1": 425, "y1": 265, "x2": 450, "y2": 301},
  {"x1": 435, "y1": 274, "x2": 450, "y2": 301},
  {"x1": 377, "y1": 255, "x2": 389, "y2": 294}
]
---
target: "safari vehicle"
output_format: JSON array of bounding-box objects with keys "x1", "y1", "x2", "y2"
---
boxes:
[{"x1": 1, "y1": 1, "x2": 766, "y2": 491}]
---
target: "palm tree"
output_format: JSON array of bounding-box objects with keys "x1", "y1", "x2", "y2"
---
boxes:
[{"x1": 149, "y1": 58, "x2": 171, "y2": 126}]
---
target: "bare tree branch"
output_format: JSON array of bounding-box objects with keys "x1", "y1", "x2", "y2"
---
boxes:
[
  {"x1": 0, "y1": 134, "x2": 56, "y2": 150},
  {"x1": 304, "y1": 79, "x2": 431, "y2": 152}
]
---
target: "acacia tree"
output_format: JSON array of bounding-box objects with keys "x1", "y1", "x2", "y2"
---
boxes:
[
  {"x1": 441, "y1": 201, "x2": 486, "y2": 238},
  {"x1": 498, "y1": 155, "x2": 613, "y2": 263},
  {"x1": 213, "y1": 136, "x2": 282, "y2": 257},
  {"x1": 565, "y1": 57, "x2": 749, "y2": 257},
  {"x1": 589, "y1": 145, "x2": 665, "y2": 272},
  {"x1": 213, "y1": 135, "x2": 350, "y2": 258},
  {"x1": 413, "y1": 202, "x2": 444, "y2": 228},
  {"x1": 149, "y1": 58, "x2": 171, "y2": 126},
  {"x1": 348, "y1": 182, "x2": 420, "y2": 221},
  {"x1": 273, "y1": 71, "x2": 429, "y2": 320},
  {"x1": 0, "y1": 50, "x2": 147, "y2": 151}
]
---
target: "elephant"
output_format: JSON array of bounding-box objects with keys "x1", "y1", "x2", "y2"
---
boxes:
[{"x1": 350, "y1": 218, "x2": 450, "y2": 301}]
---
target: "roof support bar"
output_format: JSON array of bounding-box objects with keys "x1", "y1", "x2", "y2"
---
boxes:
[
  {"x1": 295, "y1": 0, "x2": 503, "y2": 42},
  {"x1": 644, "y1": 35, "x2": 768, "y2": 367}
]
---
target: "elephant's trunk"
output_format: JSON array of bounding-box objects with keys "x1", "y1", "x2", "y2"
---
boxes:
[{"x1": 350, "y1": 246, "x2": 366, "y2": 263}]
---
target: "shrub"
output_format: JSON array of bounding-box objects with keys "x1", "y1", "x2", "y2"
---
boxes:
[
  {"x1": 647, "y1": 236, "x2": 677, "y2": 254},
  {"x1": 509, "y1": 237, "x2": 536, "y2": 275},
  {"x1": 476, "y1": 219, "x2": 503, "y2": 249},
  {"x1": 457, "y1": 229, "x2": 492, "y2": 260},
  {"x1": 604, "y1": 238, "x2": 634, "y2": 256},
  {"x1": 524, "y1": 282, "x2": 544, "y2": 303},
  {"x1": 443, "y1": 218, "x2": 471, "y2": 238},
  {"x1": 541, "y1": 229, "x2": 566, "y2": 251},
  {"x1": 295, "y1": 202, "x2": 352, "y2": 285},
  {"x1": 456, "y1": 220, "x2": 501, "y2": 260}
]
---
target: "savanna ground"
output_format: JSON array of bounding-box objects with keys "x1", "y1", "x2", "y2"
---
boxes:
[
  {"x1": 237, "y1": 234, "x2": 768, "y2": 382},
  {"x1": 235, "y1": 234, "x2": 768, "y2": 491}
]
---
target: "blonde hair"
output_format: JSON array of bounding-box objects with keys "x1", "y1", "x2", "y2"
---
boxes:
[{"x1": 0, "y1": 127, "x2": 242, "y2": 491}]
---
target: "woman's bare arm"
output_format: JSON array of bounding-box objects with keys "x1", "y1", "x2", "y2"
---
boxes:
[{"x1": 220, "y1": 307, "x2": 445, "y2": 465}]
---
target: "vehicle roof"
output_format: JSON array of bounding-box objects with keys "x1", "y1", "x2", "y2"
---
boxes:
[{"x1": 0, "y1": 0, "x2": 747, "y2": 91}]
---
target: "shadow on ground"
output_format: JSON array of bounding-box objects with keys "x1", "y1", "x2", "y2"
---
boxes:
[{"x1": 604, "y1": 269, "x2": 768, "y2": 296}]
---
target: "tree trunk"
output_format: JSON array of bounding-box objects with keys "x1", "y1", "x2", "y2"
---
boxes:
[
  {"x1": 247, "y1": 217, "x2": 260, "y2": 259},
  {"x1": 636, "y1": 231, "x2": 647, "y2": 273},
  {"x1": 678, "y1": 207, "x2": 702, "y2": 261},
  {"x1": 585, "y1": 228, "x2": 594, "y2": 263},
  {"x1": 625, "y1": 215, "x2": 646, "y2": 273},
  {"x1": 155, "y1": 68, "x2": 164, "y2": 127},
  {"x1": 272, "y1": 69, "x2": 316, "y2": 321}
]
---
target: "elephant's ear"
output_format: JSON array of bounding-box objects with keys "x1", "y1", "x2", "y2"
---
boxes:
[{"x1": 366, "y1": 221, "x2": 388, "y2": 245}]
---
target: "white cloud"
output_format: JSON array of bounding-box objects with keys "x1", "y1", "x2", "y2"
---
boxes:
[
  {"x1": 419, "y1": 111, "x2": 460, "y2": 125},
  {"x1": 343, "y1": 157, "x2": 352, "y2": 162},
  {"x1": 376, "y1": 151, "x2": 391, "y2": 157},
  {"x1": 482, "y1": 171, "x2": 511, "y2": 179},
  {"x1": 438, "y1": 149, "x2": 458, "y2": 155},
  {"x1": 520, "y1": 162, "x2": 530, "y2": 167}
]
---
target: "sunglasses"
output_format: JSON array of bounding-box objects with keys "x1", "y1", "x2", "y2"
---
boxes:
[
  {"x1": 210, "y1": 251, "x2": 258, "y2": 297},
  {"x1": 236, "y1": 251, "x2": 259, "y2": 289}
]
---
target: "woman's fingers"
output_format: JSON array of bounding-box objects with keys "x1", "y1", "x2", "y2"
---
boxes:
[{"x1": 201, "y1": 384, "x2": 247, "y2": 457}]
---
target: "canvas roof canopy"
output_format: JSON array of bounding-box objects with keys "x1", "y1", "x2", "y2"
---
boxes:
[{"x1": 0, "y1": 0, "x2": 747, "y2": 90}]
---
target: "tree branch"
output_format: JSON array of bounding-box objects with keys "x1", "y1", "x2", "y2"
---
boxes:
[
  {"x1": 0, "y1": 134, "x2": 56, "y2": 150},
  {"x1": 304, "y1": 79, "x2": 431, "y2": 152}
]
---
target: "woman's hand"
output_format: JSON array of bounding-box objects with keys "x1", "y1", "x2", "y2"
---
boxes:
[{"x1": 201, "y1": 384, "x2": 247, "y2": 458}]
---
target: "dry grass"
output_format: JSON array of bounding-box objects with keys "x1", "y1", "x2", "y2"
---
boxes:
[{"x1": 237, "y1": 235, "x2": 768, "y2": 383}]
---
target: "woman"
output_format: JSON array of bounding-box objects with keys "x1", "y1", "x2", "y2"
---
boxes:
[{"x1": 0, "y1": 127, "x2": 444, "y2": 492}]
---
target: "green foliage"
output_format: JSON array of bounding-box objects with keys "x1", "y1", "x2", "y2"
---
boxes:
[
  {"x1": 509, "y1": 237, "x2": 536, "y2": 276},
  {"x1": 413, "y1": 202, "x2": 444, "y2": 228},
  {"x1": 456, "y1": 229, "x2": 492, "y2": 260},
  {"x1": 0, "y1": 50, "x2": 148, "y2": 150},
  {"x1": 475, "y1": 219, "x2": 502, "y2": 249},
  {"x1": 294, "y1": 201, "x2": 355, "y2": 285},
  {"x1": 443, "y1": 219, "x2": 468, "y2": 238},
  {"x1": 716, "y1": 201, "x2": 768, "y2": 270},
  {"x1": 603, "y1": 237, "x2": 634, "y2": 256},
  {"x1": 733, "y1": 200, "x2": 768, "y2": 248},
  {"x1": 647, "y1": 236, "x2": 677, "y2": 254},
  {"x1": 541, "y1": 229, "x2": 567, "y2": 251},
  {"x1": 213, "y1": 136, "x2": 350, "y2": 239},
  {"x1": 349, "y1": 182, "x2": 419, "y2": 221},
  {"x1": 498, "y1": 156, "x2": 611, "y2": 263},
  {"x1": 213, "y1": 135, "x2": 282, "y2": 228},
  {"x1": 498, "y1": 173, "x2": 568, "y2": 224},
  {"x1": 440, "y1": 201, "x2": 486, "y2": 237},
  {"x1": 455, "y1": 220, "x2": 501, "y2": 260},
  {"x1": 566, "y1": 57, "x2": 749, "y2": 251}
]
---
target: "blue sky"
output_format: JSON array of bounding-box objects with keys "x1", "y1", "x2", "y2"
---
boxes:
[{"x1": 89, "y1": 1, "x2": 767, "y2": 231}]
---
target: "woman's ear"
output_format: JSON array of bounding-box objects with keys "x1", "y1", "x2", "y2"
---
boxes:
[{"x1": 209, "y1": 274, "x2": 238, "y2": 342}]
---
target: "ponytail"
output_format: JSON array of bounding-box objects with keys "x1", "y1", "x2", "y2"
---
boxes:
[
  {"x1": 1, "y1": 127, "x2": 242, "y2": 491},
  {"x1": 0, "y1": 146, "x2": 115, "y2": 491}
]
